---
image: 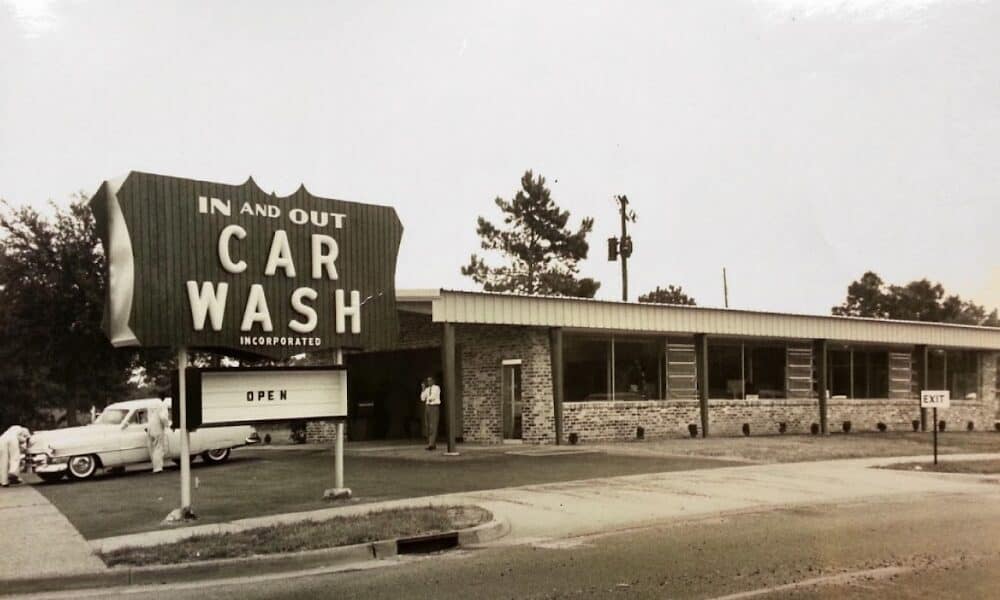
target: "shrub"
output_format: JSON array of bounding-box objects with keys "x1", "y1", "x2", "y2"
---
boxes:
[
  {"x1": 912, "y1": 420, "x2": 920, "y2": 432},
  {"x1": 263, "y1": 433, "x2": 272, "y2": 445},
  {"x1": 877, "y1": 422, "x2": 887, "y2": 432},
  {"x1": 810, "y1": 423, "x2": 820, "y2": 435},
  {"x1": 842, "y1": 421, "x2": 852, "y2": 434},
  {"x1": 995, "y1": 422, "x2": 1000, "y2": 432},
  {"x1": 568, "y1": 432, "x2": 579, "y2": 445},
  {"x1": 966, "y1": 421, "x2": 974, "y2": 432},
  {"x1": 778, "y1": 422, "x2": 787, "y2": 434},
  {"x1": 742, "y1": 423, "x2": 751, "y2": 437},
  {"x1": 938, "y1": 420, "x2": 946, "y2": 432},
  {"x1": 636, "y1": 426, "x2": 645, "y2": 440},
  {"x1": 688, "y1": 423, "x2": 699, "y2": 438}
]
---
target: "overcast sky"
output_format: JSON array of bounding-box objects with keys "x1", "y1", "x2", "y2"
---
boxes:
[{"x1": 2, "y1": 0, "x2": 997, "y2": 315}]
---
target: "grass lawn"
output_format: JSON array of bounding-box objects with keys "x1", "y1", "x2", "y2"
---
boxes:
[
  {"x1": 35, "y1": 447, "x2": 738, "y2": 539},
  {"x1": 594, "y1": 431, "x2": 1000, "y2": 463},
  {"x1": 99, "y1": 505, "x2": 490, "y2": 566},
  {"x1": 883, "y1": 458, "x2": 1000, "y2": 475}
]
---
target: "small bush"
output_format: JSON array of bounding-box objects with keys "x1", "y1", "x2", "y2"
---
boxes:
[
  {"x1": 966, "y1": 421, "x2": 974, "y2": 432},
  {"x1": 742, "y1": 423, "x2": 751, "y2": 437},
  {"x1": 568, "y1": 432, "x2": 579, "y2": 445},
  {"x1": 263, "y1": 433, "x2": 272, "y2": 445},
  {"x1": 938, "y1": 420, "x2": 946, "y2": 432},
  {"x1": 636, "y1": 426, "x2": 645, "y2": 440},
  {"x1": 688, "y1": 423, "x2": 699, "y2": 438},
  {"x1": 877, "y1": 422, "x2": 887, "y2": 432},
  {"x1": 842, "y1": 421, "x2": 852, "y2": 434},
  {"x1": 994, "y1": 422, "x2": 1000, "y2": 432},
  {"x1": 810, "y1": 423, "x2": 820, "y2": 435},
  {"x1": 778, "y1": 422, "x2": 787, "y2": 434},
  {"x1": 912, "y1": 420, "x2": 920, "y2": 432}
]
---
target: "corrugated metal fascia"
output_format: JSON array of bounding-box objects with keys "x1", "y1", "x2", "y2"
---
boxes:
[{"x1": 430, "y1": 290, "x2": 1000, "y2": 349}]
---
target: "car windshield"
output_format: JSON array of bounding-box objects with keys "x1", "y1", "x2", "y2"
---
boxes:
[{"x1": 95, "y1": 408, "x2": 129, "y2": 425}]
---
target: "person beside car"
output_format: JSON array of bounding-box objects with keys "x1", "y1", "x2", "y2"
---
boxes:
[
  {"x1": 0, "y1": 425, "x2": 31, "y2": 487},
  {"x1": 146, "y1": 399, "x2": 170, "y2": 473}
]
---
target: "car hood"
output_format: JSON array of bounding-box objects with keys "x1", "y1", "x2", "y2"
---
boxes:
[{"x1": 28, "y1": 425, "x2": 120, "y2": 453}]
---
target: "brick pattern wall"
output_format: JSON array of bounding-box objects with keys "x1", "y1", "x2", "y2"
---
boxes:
[
  {"x1": 306, "y1": 419, "x2": 339, "y2": 443},
  {"x1": 709, "y1": 399, "x2": 819, "y2": 435},
  {"x1": 457, "y1": 325, "x2": 553, "y2": 444},
  {"x1": 563, "y1": 400, "x2": 700, "y2": 442}
]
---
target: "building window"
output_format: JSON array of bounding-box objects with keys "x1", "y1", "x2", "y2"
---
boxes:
[
  {"x1": 563, "y1": 334, "x2": 664, "y2": 402},
  {"x1": 947, "y1": 350, "x2": 979, "y2": 400},
  {"x1": 827, "y1": 346, "x2": 890, "y2": 398},
  {"x1": 705, "y1": 341, "x2": 787, "y2": 399}
]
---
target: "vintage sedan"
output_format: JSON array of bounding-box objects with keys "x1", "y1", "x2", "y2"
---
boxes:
[{"x1": 27, "y1": 398, "x2": 258, "y2": 482}]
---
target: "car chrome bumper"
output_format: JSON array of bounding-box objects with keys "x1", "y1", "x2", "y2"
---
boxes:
[{"x1": 33, "y1": 463, "x2": 68, "y2": 474}]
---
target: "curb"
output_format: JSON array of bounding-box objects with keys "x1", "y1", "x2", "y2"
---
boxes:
[{"x1": 0, "y1": 516, "x2": 508, "y2": 596}]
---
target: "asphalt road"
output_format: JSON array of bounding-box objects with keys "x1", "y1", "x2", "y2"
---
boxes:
[{"x1": 34, "y1": 485, "x2": 1000, "y2": 599}]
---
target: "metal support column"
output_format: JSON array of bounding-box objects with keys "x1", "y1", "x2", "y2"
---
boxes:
[
  {"x1": 816, "y1": 339, "x2": 828, "y2": 434},
  {"x1": 443, "y1": 322, "x2": 458, "y2": 455},
  {"x1": 920, "y1": 345, "x2": 929, "y2": 432},
  {"x1": 695, "y1": 334, "x2": 709, "y2": 437},
  {"x1": 550, "y1": 328, "x2": 564, "y2": 445}
]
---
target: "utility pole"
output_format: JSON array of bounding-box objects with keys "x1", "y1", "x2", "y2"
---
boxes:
[
  {"x1": 723, "y1": 267, "x2": 729, "y2": 308},
  {"x1": 607, "y1": 195, "x2": 636, "y2": 301}
]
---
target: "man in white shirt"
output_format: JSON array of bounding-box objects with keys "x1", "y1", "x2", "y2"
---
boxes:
[
  {"x1": 146, "y1": 399, "x2": 171, "y2": 473},
  {"x1": 419, "y1": 376, "x2": 441, "y2": 450},
  {"x1": 0, "y1": 425, "x2": 31, "y2": 486}
]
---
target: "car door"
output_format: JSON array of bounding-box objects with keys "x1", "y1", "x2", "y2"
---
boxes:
[{"x1": 117, "y1": 408, "x2": 151, "y2": 466}]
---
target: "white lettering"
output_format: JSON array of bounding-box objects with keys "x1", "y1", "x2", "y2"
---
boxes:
[
  {"x1": 289, "y1": 208, "x2": 308, "y2": 225},
  {"x1": 312, "y1": 234, "x2": 338, "y2": 280},
  {"x1": 186, "y1": 281, "x2": 229, "y2": 331},
  {"x1": 264, "y1": 230, "x2": 296, "y2": 277},
  {"x1": 335, "y1": 289, "x2": 361, "y2": 334},
  {"x1": 240, "y1": 284, "x2": 274, "y2": 332},
  {"x1": 289, "y1": 287, "x2": 318, "y2": 333},
  {"x1": 218, "y1": 225, "x2": 247, "y2": 274}
]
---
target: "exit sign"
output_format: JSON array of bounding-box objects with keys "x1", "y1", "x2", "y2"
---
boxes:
[{"x1": 920, "y1": 390, "x2": 950, "y2": 409}]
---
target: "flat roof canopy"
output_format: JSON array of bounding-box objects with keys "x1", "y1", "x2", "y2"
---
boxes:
[{"x1": 397, "y1": 289, "x2": 1000, "y2": 351}]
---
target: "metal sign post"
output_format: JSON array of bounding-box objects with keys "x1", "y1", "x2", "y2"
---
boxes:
[
  {"x1": 324, "y1": 348, "x2": 351, "y2": 500},
  {"x1": 920, "y1": 390, "x2": 950, "y2": 466},
  {"x1": 164, "y1": 347, "x2": 195, "y2": 523}
]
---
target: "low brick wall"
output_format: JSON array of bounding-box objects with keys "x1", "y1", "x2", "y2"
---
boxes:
[
  {"x1": 563, "y1": 400, "x2": 701, "y2": 442},
  {"x1": 828, "y1": 398, "x2": 994, "y2": 433},
  {"x1": 708, "y1": 399, "x2": 819, "y2": 436}
]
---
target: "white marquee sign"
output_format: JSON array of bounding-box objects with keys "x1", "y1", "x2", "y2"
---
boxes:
[{"x1": 200, "y1": 368, "x2": 347, "y2": 426}]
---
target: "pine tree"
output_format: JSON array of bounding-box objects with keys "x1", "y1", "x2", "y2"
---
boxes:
[{"x1": 462, "y1": 171, "x2": 600, "y2": 297}]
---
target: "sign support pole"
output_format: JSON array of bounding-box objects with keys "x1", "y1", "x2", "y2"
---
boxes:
[
  {"x1": 165, "y1": 347, "x2": 195, "y2": 523},
  {"x1": 933, "y1": 406, "x2": 938, "y2": 465},
  {"x1": 324, "y1": 348, "x2": 352, "y2": 500}
]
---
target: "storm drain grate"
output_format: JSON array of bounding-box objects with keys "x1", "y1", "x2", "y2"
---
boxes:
[{"x1": 396, "y1": 531, "x2": 459, "y2": 554}]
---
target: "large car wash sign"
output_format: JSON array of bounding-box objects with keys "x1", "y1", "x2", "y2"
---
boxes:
[{"x1": 90, "y1": 171, "x2": 402, "y2": 358}]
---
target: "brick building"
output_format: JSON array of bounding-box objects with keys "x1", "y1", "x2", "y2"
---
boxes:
[{"x1": 315, "y1": 289, "x2": 1000, "y2": 445}]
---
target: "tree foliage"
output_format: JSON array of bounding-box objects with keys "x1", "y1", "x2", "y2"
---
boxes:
[
  {"x1": 462, "y1": 171, "x2": 600, "y2": 298},
  {"x1": 832, "y1": 271, "x2": 999, "y2": 326},
  {"x1": 0, "y1": 198, "x2": 135, "y2": 429},
  {"x1": 638, "y1": 285, "x2": 697, "y2": 306}
]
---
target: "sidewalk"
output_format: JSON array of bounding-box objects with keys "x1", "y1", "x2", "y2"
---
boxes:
[
  {"x1": 92, "y1": 452, "x2": 1000, "y2": 554},
  {"x1": 0, "y1": 485, "x2": 105, "y2": 580}
]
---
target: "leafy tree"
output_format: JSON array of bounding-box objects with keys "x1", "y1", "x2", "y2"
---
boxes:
[
  {"x1": 832, "y1": 271, "x2": 998, "y2": 326},
  {"x1": 638, "y1": 285, "x2": 697, "y2": 306},
  {"x1": 0, "y1": 197, "x2": 133, "y2": 428},
  {"x1": 462, "y1": 170, "x2": 600, "y2": 297}
]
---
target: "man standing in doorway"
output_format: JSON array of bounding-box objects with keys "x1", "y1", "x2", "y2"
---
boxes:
[
  {"x1": 147, "y1": 398, "x2": 170, "y2": 473},
  {"x1": 420, "y1": 376, "x2": 441, "y2": 450}
]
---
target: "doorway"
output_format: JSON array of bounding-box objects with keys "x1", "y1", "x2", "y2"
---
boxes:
[{"x1": 501, "y1": 361, "x2": 522, "y2": 439}]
